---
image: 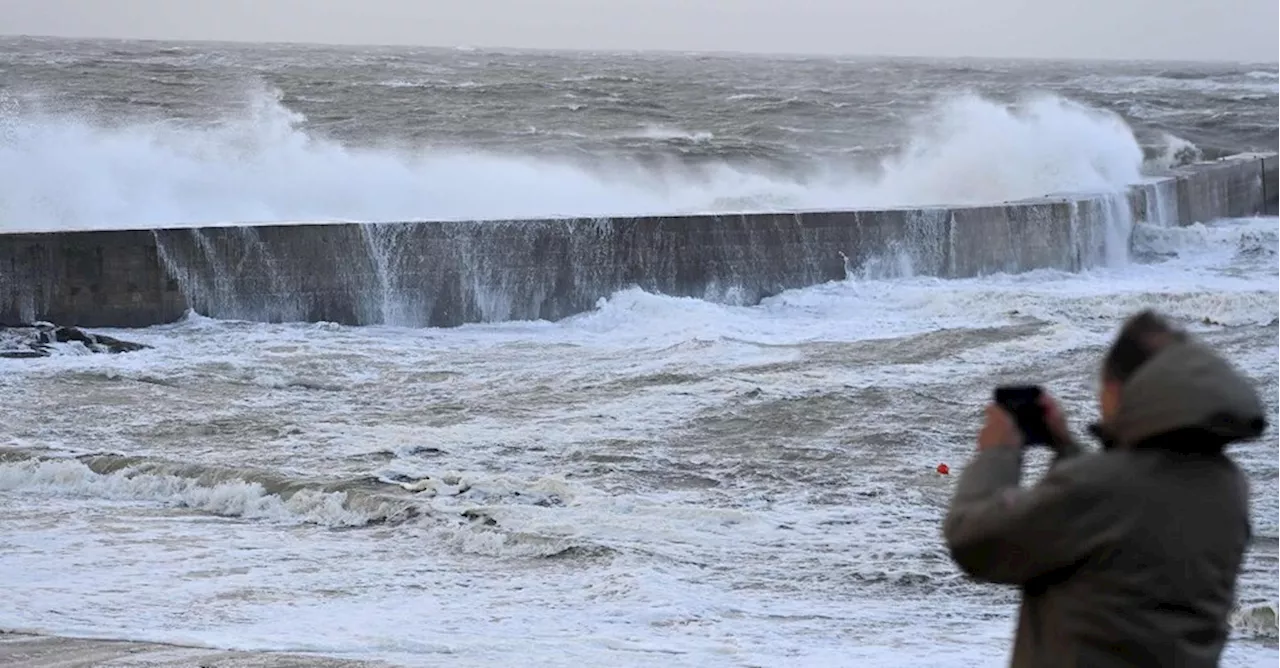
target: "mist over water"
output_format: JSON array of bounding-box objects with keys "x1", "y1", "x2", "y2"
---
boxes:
[
  {"x1": 0, "y1": 88, "x2": 1151, "y2": 229},
  {"x1": 0, "y1": 37, "x2": 1277, "y2": 668}
]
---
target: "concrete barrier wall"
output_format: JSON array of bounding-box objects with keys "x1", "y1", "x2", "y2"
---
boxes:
[
  {"x1": 1172, "y1": 153, "x2": 1268, "y2": 224},
  {"x1": 1, "y1": 153, "x2": 1276, "y2": 329},
  {"x1": 1125, "y1": 152, "x2": 1275, "y2": 228},
  {"x1": 1263, "y1": 154, "x2": 1278, "y2": 215}
]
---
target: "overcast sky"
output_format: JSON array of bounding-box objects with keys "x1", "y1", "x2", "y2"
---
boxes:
[{"x1": 1, "y1": 0, "x2": 1276, "y2": 62}]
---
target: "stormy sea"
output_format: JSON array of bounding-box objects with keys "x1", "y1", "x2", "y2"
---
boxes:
[{"x1": 0, "y1": 37, "x2": 1276, "y2": 667}]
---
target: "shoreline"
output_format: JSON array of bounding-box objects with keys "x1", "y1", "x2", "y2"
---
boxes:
[{"x1": 0, "y1": 632, "x2": 389, "y2": 667}]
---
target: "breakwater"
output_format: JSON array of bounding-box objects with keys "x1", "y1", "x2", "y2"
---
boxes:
[{"x1": 1, "y1": 153, "x2": 1275, "y2": 329}]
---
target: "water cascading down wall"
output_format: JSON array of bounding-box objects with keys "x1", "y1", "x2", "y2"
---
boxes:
[{"x1": 1, "y1": 153, "x2": 1276, "y2": 329}]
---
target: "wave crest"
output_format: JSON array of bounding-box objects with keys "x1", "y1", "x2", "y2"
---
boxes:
[
  {"x1": 1, "y1": 86, "x2": 1151, "y2": 230},
  {"x1": 0, "y1": 453, "x2": 416, "y2": 528}
]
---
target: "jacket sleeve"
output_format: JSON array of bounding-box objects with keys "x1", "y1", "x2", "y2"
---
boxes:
[
  {"x1": 943, "y1": 446, "x2": 1115, "y2": 586},
  {"x1": 1052, "y1": 435, "x2": 1088, "y2": 462}
]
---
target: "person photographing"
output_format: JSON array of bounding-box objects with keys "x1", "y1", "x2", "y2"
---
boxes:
[{"x1": 943, "y1": 310, "x2": 1267, "y2": 667}]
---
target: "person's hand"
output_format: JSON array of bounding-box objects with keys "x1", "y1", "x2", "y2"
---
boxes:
[
  {"x1": 1038, "y1": 392, "x2": 1074, "y2": 450},
  {"x1": 978, "y1": 404, "x2": 1023, "y2": 451}
]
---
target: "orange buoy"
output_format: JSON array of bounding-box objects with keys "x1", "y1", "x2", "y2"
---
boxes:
[{"x1": 936, "y1": 463, "x2": 950, "y2": 475}]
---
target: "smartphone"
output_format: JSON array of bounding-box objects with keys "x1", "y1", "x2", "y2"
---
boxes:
[{"x1": 993, "y1": 385, "x2": 1052, "y2": 447}]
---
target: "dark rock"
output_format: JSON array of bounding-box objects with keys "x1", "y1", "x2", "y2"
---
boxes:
[{"x1": 0, "y1": 322, "x2": 151, "y2": 358}]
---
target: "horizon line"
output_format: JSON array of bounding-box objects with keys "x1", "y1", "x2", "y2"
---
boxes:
[{"x1": 1, "y1": 32, "x2": 1276, "y2": 67}]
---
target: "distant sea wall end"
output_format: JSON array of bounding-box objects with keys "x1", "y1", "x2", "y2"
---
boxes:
[{"x1": 1, "y1": 153, "x2": 1276, "y2": 329}]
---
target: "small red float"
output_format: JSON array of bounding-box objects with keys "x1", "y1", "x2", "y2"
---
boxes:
[{"x1": 936, "y1": 463, "x2": 950, "y2": 475}]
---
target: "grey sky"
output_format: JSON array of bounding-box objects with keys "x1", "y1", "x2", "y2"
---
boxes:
[{"x1": 1, "y1": 0, "x2": 1276, "y2": 62}]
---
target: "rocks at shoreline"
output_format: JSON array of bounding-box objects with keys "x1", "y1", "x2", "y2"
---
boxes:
[{"x1": 0, "y1": 322, "x2": 151, "y2": 359}]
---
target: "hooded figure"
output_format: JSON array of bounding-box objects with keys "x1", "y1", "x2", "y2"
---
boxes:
[{"x1": 943, "y1": 311, "x2": 1266, "y2": 668}]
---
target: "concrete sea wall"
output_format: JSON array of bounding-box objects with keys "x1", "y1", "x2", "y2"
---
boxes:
[
  {"x1": 1263, "y1": 153, "x2": 1278, "y2": 216},
  {"x1": 1, "y1": 153, "x2": 1276, "y2": 329}
]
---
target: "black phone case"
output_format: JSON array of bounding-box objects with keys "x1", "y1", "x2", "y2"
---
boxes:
[{"x1": 994, "y1": 386, "x2": 1052, "y2": 446}]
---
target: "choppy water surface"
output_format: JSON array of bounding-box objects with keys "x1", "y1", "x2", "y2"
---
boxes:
[
  {"x1": 1, "y1": 216, "x2": 1277, "y2": 666},
  {"x1": 0, "y1": 37, "x2": 1276, "y2": 228},
  {"x1": 0, "y1": 38, "x2": 1276, "y2": 667}
]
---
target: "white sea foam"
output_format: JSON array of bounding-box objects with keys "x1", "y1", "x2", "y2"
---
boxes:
[
  {"x1": 0, "y1": 216, "x2": 1276, "y2": 666},
  {"x1": 0, "y1": 458, "x2": 405, "y2": 527},
  {"x1": 1074, "y1": 72, "x2": 1280, "y2": 96},
  {"x1": 0, "y1": 89, "x2": 1154, "y2": 230},
  {"x1": 622, "y1": 124, "x2": 716, "y2": 142}
]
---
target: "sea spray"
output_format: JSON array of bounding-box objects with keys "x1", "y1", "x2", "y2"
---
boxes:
[
  {"x1": 873, "y1": 93, "x2": 1146, "y2": 207},
  {"x1": 0, "y1": 88, "x2": 1155, "y2": 230}
]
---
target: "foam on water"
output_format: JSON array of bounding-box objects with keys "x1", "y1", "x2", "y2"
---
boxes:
[
  {"x1": 0, "y1": 89, "x2": 1154, "y2": 230},
  {"x1": 0, "y1": 216, "x2": 1276, "y2": 666},
  {"x1": 563, "y1": 217, "x2": 1277, "y2": 349},
  {"x1": 0, "y1": 456, "x2": 412, "y2": 528}
]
